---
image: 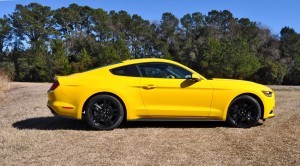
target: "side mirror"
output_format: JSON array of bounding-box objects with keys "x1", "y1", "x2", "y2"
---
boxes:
[{"x1": 191, "y1": 73, "x2": 201, "y2": 81}]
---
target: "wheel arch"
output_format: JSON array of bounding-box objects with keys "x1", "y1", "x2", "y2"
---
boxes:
[
  {"x1": 82, "y1": 92, "x2": 127, "y2": 122},
  {"x1": 226, "y1": 93, "x2": 264, "y2": 120}
]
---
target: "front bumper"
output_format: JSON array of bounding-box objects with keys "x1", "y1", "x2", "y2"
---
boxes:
[
  {"x1": 263, "y1": 108, "x2": 275, "y2": 120},
  {"x1": 262, "y1": 92, "x2": 276, "y2": 119}
]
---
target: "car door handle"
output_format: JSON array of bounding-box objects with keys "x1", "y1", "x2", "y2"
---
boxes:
[{"x1": 143, "y1": 84, "x2": 157, "y2": 89}]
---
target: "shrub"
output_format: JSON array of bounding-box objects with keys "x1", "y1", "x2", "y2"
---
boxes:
[
  {"x1": 0, "y1": 62, "x2": 15, "y2": 78},
  {"x1": 0, "y1": 69, "x2": 11, "y2": 95}
]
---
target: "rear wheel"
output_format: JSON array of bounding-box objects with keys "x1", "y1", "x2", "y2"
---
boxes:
[
  {"x1": 227, "y1": 95, "x2": 261, "y2": 128},
  {"x1": 85, "y1": 94, "x2": 124, "y2": 130}
]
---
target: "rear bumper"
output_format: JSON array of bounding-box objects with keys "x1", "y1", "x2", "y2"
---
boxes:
[
  {"x1": 47, "y1": 105, "x2": 58, "y2": 116},
  {"x1": 47, "y1": 105, "x2": 78, "y2": 119},
  {"x1": 47, "y1": 90, "x2": 80, "y2": 119}
]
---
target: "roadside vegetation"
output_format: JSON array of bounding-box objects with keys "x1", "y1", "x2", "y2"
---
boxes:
[
  {"x1": 0, "y1": 69, "x2": 11, "y2": 96},
  {"x1": 0, "y1": 3, "x2": 299, "y2": 85}
]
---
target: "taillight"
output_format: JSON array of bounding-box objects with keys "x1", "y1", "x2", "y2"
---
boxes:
[{"x1": 49, "y1": 80, "x2": 59, "y2": 91}]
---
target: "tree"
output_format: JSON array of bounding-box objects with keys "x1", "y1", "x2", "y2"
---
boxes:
[
  {"x1": 108, "y1": 10, "x2": 132, "y2": 41},
  {"x1": 280, "y1": 27, "x2": 300, "y2": 59},
  {"x1": 197, "y1": 38, "x2": 222, "y2": 78},
  {"x1": 114, "y1": 39, "x2": 130, "y2": 60},
  {"x1": 50, "y1": 39, "x2": 70, "y2": 75},
  {"x1": 70, "y1": 48, "x2": 91, "y2": 73},
  {"x1": 220, "y1": 37, "x2": 260, "y2": 79},
  {"x1": 91, "y1": 8, "x2": 110, "y2": 42},
  {"x1": 17, "y1": 47, "x2": 51, "y2": 82},
  {"x1": 280, "y1": 27, "x2": 300, "y2": 85},
  {"x1": 0, "y1": 61, "x2": 15, "y2": 78},
  {"x1": 160, "y1": 12, "x2": 179, "y2": 40},
  {"x1": 9, "y1": 3, "x2": 54, "y2": 48},
  {"x1": 205, "y1": 10, "x2": 237, "y2": 37},
  {"x1": 99, "y1": 45, "x2": 119, "y2": 65},
  {"x1": 128, "y1": 14, "x2": 154, "y2": 58},
  {"x1": 53, "y1": 6, "x2": 81, "y2": 38},
  {"x1": 180, "y1": 12, "x2": 204, "y2": 38},
  {"x1": 1, "y1": 3, "x2": 300, "y2": 84},
  {"x1": 0, "y1": 16, "x2": 11, "y2": 54},
  {"x1": 252, "y1": 60, "x2": 286, "y2": 84}
]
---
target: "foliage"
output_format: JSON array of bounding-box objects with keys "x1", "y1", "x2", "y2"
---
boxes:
[
  {"x1": 0, "y1": 69, "x2": 11, "y2": 94},
  {"x1": 50, "y1": 39, "x2": 70, "y2": 75},
  {"x1": 251, "y1": 60, "x2": 286, "y2": 85},
  {"x1": 0, "y1": 3, "x2": 299, "y2": 85},
  {"x1": 279, "y1": 27, "x2": 300, "y2": 85},
  {"x1": 0, "y1": 61, "x2": 15, "y2": 78}
]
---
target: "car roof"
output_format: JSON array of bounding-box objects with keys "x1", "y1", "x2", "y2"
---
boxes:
[
  {"x1": 121, "y1": 58, "x2": 176, "y2": 65},
  {"x1": 102, "y1": 58, "x2": 180, "y2": 69},
  {"x1": 88, "y1": 58, "x2": 206, "y2": 80}
]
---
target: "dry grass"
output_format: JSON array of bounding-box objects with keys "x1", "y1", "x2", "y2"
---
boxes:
[
  {"x1": 0, "y1": 83, "x2": 299, "y2": 165},
  {"x1": 0, "y1": 70, "x2": 11, "y2": 98}
]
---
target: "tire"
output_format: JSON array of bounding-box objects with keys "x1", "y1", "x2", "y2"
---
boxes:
[
  {"x1": 85, "y1": 94, "x2": 124, "y2": 130},
  {"x1": 226, "y1": 95, "x2": 261, "y2": 128}
]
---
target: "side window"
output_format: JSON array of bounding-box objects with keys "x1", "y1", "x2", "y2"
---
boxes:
[
  {"x1": 110, "y1": 65, "x2": 140, "y2": 77},
  {"x1": 138, "y1": 63, "x2": 192, "y2": 79}
]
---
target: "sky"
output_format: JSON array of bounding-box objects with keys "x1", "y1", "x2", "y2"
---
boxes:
[{"x1": 0, "y1": 0, "x2": 299, "y2": 34}]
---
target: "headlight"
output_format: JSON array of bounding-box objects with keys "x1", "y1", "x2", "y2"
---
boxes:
[{"x1": 262, "y1": 91, "x2": 273, "y2": 97}]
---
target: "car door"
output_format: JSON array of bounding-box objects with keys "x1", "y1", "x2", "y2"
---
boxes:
[
  {"x1": 138, "y1": 62, "x2": 213, "y2": 118},
  {"x1": 109, "y1": 64, "x2": 149, "y2": 118}
]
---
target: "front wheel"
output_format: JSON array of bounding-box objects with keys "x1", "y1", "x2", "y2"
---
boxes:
[
  {"x1": 85, "y1": 94, "x2": 124, "y2": 130},
  {"x1": 227, "y1": 95, "x2": 261, "y2": 128}
]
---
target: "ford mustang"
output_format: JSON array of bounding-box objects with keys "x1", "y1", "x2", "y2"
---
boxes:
[{"x1": 47, "y1": 58, "x2": 275, "y2": 130}]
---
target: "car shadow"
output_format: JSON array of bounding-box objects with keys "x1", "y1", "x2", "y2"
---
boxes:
[
  {"x1": 12, "y1": 116, "x2": 262, "y2": 130},
  {"x1": 12, "y1": 117, "x2": 92, "y2": 131}
]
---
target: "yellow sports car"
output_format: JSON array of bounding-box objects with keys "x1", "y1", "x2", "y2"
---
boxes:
[{"x1": 47, "y1": 58, "x2": 275, "y2": 130}]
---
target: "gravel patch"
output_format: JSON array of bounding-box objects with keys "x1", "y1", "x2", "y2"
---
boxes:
[{"x1": 0, "y1": 82, "x2": 299, "y2": 165}]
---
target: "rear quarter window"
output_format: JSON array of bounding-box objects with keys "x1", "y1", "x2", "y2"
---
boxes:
[{"x1": 110, "y1": 65, "x2": 140, "y2": 77}]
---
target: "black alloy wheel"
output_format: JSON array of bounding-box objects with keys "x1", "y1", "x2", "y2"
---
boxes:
[
  {"x1": 227, "y1": 95, "x2": 261, "y2": 128},
  {"x1": 86, "y1": 94, "x2": 124, "y2": 130}
]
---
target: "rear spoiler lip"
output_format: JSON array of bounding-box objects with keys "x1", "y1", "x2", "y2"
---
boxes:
[{"x1": 53, "y1": 75, "x2": 83, "y2": 86}]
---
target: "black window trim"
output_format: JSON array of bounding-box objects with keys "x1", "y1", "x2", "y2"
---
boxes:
[
  {"x1": 136, "y1": 62, "x2": 192, "y2": 79},
  {"x1": 110, "y1": 62, "x2": 193, "y2": 79}
]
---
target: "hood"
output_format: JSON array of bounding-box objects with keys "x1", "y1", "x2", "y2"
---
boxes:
[{"x1": 209, "y1": 78, "x2": 273, "y2": 92}]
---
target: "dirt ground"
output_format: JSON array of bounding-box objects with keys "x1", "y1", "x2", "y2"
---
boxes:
[{"x1": 0, "y1": 83, "x2": 299, "y2": 165}]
